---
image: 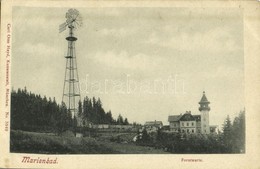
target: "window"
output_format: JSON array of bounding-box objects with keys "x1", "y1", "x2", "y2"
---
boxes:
[
  {"x1": 187, "y1": 122, "x2": 189, "y2": 126},
  {"x1": 192, "y1": 129, "x2": 194, "y2": 133},
  {"x1": 182, "y1": 122, "x2": 184, "y2": 126},
  {"x1": 174, "y1": 123, "x2": 176, "y2": 127},
  {"x1": 187, "y1": 129, "x2": 189, "y2": 133},
  {"x1": 182, "y1": 130, "x2": 185, "y2": 133},
  {"x1": 192, "y1": 122, "x2": 194, "y2": 126}
]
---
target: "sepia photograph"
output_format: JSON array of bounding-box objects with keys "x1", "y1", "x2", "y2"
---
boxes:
[
  {"x1": 1, "y1": 1, "x2": 260, "y2": 169},
  {"x1": 9, "y1": 6, "x2": 245, "y2": 155}
]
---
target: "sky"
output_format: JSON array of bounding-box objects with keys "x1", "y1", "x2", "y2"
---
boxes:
[{"x1": 11, "y1": 7, "x2": 244, "y2": 127}]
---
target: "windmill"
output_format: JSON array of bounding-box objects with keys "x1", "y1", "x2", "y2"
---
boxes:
[{"x1": 59, "y1": 9, "x2": 82, "y2": 120}]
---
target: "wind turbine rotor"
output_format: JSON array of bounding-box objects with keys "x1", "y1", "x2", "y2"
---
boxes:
[{"x1": 59, "y1": 8, "x2": 82, "y2": 33}]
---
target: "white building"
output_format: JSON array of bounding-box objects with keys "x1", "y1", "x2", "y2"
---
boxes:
[{"x1": 168, "y1": 91, "x2": 217, "y2": 134}]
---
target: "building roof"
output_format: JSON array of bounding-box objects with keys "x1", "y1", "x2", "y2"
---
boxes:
[
  {"x1": 169, "y1": 112, "x2": 201, "y2": 122},
  {"x1": 199, "y1": 91, "x2": 210, "y2": 104},
  {"x1": 161, "y1": 125, "x2": 170, "y2": 130},
  {"x1": 144, "y1": 121, "x2": 163, "y2": 126},
  {"x1": 168, "y1": 115, "x2": 181, "y2": 122},
  {"x1": 193, "y1": 115, "x2": 201, "y2": 122},
  {"x1": 179, "y1": 112, "x2": 196, "y2": 121}
]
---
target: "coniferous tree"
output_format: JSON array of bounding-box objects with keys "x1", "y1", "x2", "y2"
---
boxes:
[
  {"x1": 56, "y1": 102, "x2": 68, "y2": 134},
  {"x1": 80, "y1": 96, "x2": 128, "y2": 125},
  {"x1": 117, "y1": 114, "x2": 124, "y2": 125},
  {"x1": 83, "y1": 97, "x2": 91, "y2": 123},
  {"x1": 223, "y1": 115, "x2": 232, "y2": 134},
  {"x1": 78, "y1": 100, "x2": 83, "y2": 118},
  {"x1": 106, "y1": 110, "x2": 114, "y2": 124},
  {"x1": 11, "y1": 88, "x2": 74, "y2": 133},
  {"x1": 222, "y1": 115, "x2": 232, "y2": 152},
  {"x1": 124, "y1": 118, "x2": 129, "y2": 125},
  {"x1": 73, "y1": 96, "x2": 129, "y2": 126},
  {"x1": 231, "y1": 110, "x2": 245, "y2": 153}
]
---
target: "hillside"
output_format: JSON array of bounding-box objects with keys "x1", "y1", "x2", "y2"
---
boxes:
[{"x1": 10, "y1": 130, "x2": 169, "y2": 154}]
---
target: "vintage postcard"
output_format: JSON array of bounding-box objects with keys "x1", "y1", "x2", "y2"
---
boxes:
[{"x1": 0, "y1": 0, "x2": 260, "y2": 169}]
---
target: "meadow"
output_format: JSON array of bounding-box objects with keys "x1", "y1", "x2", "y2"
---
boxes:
[{"x1": 10, "y1": 130, "x2": 168, "y2": 154}]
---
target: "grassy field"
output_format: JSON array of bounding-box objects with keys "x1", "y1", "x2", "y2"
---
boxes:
[
  {"x1": 10, "y1": 130, "x2": 169, "y2": 154},
  {"x1": 10, "y1": 130, "x2": 118, "y2": 154}
]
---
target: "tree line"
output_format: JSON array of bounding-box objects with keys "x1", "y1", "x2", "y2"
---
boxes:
[
  {"x1": 11, "y1": 87, "x2": 73, "y2": 133},
  {"x1": 221, "y1": 110, "x2": 245, "y2": 153},
  {"x1": 78, "y1": 96, "x2": 129, "y2": 126},
  {"x1": 11, "y1": 87, "x2": 129, "y2": 134},
  {"x1": 136, "y1": 110, "x2": 245, "y2": 154}
]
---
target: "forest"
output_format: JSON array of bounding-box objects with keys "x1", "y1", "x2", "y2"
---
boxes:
[{"x1": 11, "y1": 87, "x2": 128, "y2": 134}]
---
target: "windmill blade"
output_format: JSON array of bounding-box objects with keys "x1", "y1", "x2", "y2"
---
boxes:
[
  {"x1": 59, "y1": 25, "x2": 66, "y2": 33},
  {"x1": 59, "y1": 22, "x2": 67, "y2": 33},
  {"x1": 74, "y1": 13, "x2": 79, "y2": 21},
  {"x1": 75, "y1": 20, "x2": 83, "y2": 28},
  {"x1": 59, "y1": 26, "x2": 66, "y2": 33},
  {"x1": 59, "y1": 22, "x2": 67, "y2": 28},
  {"x1": 74, "y1": 15, "x2": 83, "y2": 28}
]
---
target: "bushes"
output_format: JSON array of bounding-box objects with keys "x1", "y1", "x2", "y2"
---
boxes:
[
  {"x1": 109, "y1": 133, "x2": 136, "y2": 143},
  {"x1": 110, "y1": 135, "x2": 124, "y2": 143},
  {"x1": 10, "y1": 130, "x2": 71, "y2": 153},
  {"x1": 135, "y1": 129, "x2": 228, "y2": 154},
  {"x1": 10, "y1": 130, "x2": 117, "y2": 154}
]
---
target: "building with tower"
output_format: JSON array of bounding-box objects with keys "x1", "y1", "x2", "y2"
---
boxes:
[
  {"x1": 199, "y1": 91, "x2": 210, "y2": 134},
  {"x1": 168, "y1": 91, "x2": 217, "y2": 134}
]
